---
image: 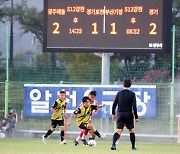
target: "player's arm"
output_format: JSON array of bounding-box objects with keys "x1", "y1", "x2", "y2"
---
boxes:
[
  {"x1": 15, "y1": 113, "x2": 18, "y2": 123},
  {"x1": 112, "y1": 92, "x2": 119, "y2": 121},
  {"x1": 93, "y1": 101, "x2": 99, "y2": 114},
  {"x1": 132, "y1": 93, "x2": 138, "y2": 122},
  {"x1": 91, "y1": 104, "x2": 106, "y2": 111},
  {"x1": 67, "y1": 108, "x2": 81, "y2": 126},
  {"x1": 63, "y1": 105, "x2": 68, "y2": 119},
  {"x1": 97, "y1": 104, "x2": 106, "y2": 109}
]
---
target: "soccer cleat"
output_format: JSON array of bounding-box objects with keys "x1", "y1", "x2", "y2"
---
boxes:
[
  {"x1": 74, "y1": 139, "x2": 79, "y2": 146},
  {"x1": 41, "y1": 135, "x2": 46, "y2": 144},
  {"x1": 111, "y1": 145, "x2": 116, "y2": 150},
  {"x1": 132, "y1": 147, "x2": 137, "y2": 150},
  {"x1": 81, "y1": 139, "x2": 88, "y2": 145},
  {"x1": 60, "y1": 140, "x2": 66, "y2": 145}
]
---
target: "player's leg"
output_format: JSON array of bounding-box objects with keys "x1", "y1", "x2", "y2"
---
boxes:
[
  {"x1": 74, "y1": 131, "x2": 82, "y2": 146},
  {"x1": 42, "y1": 120, "x2": 56, "y2": 144},
  {"x1": 111, "y1": 128, "x2": 123, "y2": 150},
  {"x1": 111, "y1": 114, "x2": 124, "y2": 150},
  {"x1": 81, "y1": 129, "x2": 88, "y2": 139},
  {"x1": 76, "y1": 123, "x2": 89, "y2": 146},
  {"x1": 128, "y1": 129, "x2": 136, "y2": 150},
  {"x1": 115, "y1": 125, "x2": 125, "y2": 145},
  {"x1": 80, "y1": 130, "x2": 88, "y2": 145},
  {"x1": 87, "y1": 123, "x2": 102, "y2": 139},
  {"x1": 75, "y1": 130, "x2": 85, "y2": 142},
  {"x1": 126, "y1": 114, "x2": 136, "y2": 150},
  {"x1": 59, "y1": 120, "x2": 66, "y2": 144}
]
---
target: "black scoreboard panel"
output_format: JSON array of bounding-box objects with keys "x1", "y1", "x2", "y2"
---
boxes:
[{"x1": 43, "y1": 0, "x2": 171, "y2": 53}]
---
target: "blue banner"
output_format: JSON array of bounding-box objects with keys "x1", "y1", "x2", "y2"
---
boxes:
[{"x1": 24, "y1": 84, "x2": 156, "y2": 118}]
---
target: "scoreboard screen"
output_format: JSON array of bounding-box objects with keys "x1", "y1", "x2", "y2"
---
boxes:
[{"x1": 43, "y1": 0, "x2": 172, "y2": 53}]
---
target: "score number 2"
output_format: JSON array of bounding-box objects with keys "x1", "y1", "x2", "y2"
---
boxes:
[
  {"x1": 53, "y1": 22, "x2": 60, "y2": 34},
  {"x1": 149, "y1": 23, "x2": 157, "y2": 35}
]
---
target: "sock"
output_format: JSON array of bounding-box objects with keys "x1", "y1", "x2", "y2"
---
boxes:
[
  {"x1": 130, "y1": 133, "x2": 135, "y2": 148},
  {"x1": 84, "y1": 130, "x2": 88, "y2": 135},
  {"x1": 82, "y1": 130, "x2": 88, "y2": 139},
  {"x1": 112, "y1": 132, "x2": 120, "y2": 146},
  {"x1": 76, "y1": 135, "x2": 81, "y2": 141},
  {"x1": 61, "y1": 131, "x2": 64, "y2": 141},
  {"x1": 94, "y1": 130, "x2": 101, "y2": 138},
  {"x1": 79, "y1": 131, "x2": 84, "y2": 138},
  {"x1": 44, "y1": 130, "x2": 53, "y2": 138}
]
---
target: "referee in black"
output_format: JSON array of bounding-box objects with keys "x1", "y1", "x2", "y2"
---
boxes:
[{"x1": 111, "y1": 79, "x2": 138, "y2": 150}]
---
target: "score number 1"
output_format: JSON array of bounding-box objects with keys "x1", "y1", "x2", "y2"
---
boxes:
[{"x1": 92, "y1": 23, "x2": 117, "y2": 35}]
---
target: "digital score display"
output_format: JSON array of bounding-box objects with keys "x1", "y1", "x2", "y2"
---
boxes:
[{"x1": 43, "y1": 0, "x2": 172, "y2": 53}]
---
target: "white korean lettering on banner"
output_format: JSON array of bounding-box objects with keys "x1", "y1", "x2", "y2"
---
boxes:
[
  {"x1": 30, "y1": 89, "x2": 49, "y2": 114},
  {"x1": 66, "y1": 90, "x2": 76, "y2": 106},
  {"x1": 31, "y1": 101, "x2": 49, "y2": 113}
]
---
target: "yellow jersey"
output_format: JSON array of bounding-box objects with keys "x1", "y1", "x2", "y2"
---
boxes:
[
  {"x1": 51, "y1": 99, "x2": 67, "y2": 120},
  {"x1": 74, "y1": 104, "x2": 97, "y2": 126}
]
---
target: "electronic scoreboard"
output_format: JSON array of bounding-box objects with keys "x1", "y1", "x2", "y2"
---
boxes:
[{"x1": 43, "y1": 0, "x2": 172, "y2": 52}]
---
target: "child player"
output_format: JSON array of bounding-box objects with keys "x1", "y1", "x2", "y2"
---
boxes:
[
  {"x1": 42, "y1": 91, "x2": 67, "y2": 144},
  {"x1": 67, "y1": 96, "x2": 106, "y2": 145},
  {"x1": 74, "y1": 90, "x2": 99, "y2": 146}
]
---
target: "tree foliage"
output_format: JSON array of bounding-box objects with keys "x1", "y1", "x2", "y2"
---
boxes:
[
  {"x1": 0, "y1": 0, "x2": 9, "y2": 21},
  {"x1": 173, "y1": 0, "x2": 180, "y2": 27},
  {"x1": 14, "y1": 1, "x2": 43, "y2": 45},
  {"x1": 59, "y1": 53, "x2": 101, "y2": 83}
]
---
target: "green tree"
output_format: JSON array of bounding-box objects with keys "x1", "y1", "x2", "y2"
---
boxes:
[
  {"x1": 14, "y1": 0, "x2": 43, "y2": 45},
  {"x1": 60, "y1": 53, "x2": 101, "y2": 83},
  {"x1": 111, "y1": 53, "x2": 153, "y2": 81},
  {"x1": 0, "y1": 0, "x2": 9, "y2": 21},
  {"x1": 173, "y1": 0, "x2": 180, "y2": 27}
]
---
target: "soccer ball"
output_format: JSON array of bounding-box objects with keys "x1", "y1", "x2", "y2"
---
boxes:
[
  {"x1": 88, "y1": 139, "x2": 96, "y2": 147},
  {"x1": 0, "y1": 133, "x2": 6, "y2": 139}
]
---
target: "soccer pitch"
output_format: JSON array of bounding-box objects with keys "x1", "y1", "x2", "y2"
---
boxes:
[{"x1": 0, "y1": 138, "x2": 180, "y2": 154}]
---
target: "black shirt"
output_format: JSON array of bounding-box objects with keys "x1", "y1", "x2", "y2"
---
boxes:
[{"x1": 112, "y1": 89, "x2": 138, "y2": 119}]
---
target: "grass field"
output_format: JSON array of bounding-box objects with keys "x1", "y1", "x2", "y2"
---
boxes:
[{"x1": 0, "y1": 138, "x2": 180, "y2": 154}]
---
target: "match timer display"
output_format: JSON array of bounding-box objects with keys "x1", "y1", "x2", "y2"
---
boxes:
[{"x1": 43, "y1": 0, "x2": 171, "y2": 52}]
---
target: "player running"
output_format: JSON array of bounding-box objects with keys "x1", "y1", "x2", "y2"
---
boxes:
[
  {"x1": 42, "y1": 91, "x2": 67, "y2": 144},
  {"x1": 67, "y1": 96, "x2": 106, "y2": 145},
  {"x1": 74, "y1": 90, "x2": 99, "y2": 146}
]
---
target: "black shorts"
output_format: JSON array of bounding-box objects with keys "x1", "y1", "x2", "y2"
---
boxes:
[
  {"x1": 79, "y1": 122, "x2": 90, "y2": 131},
  {"x1": 51, "y1": 119, "x2": 64, "y2": 128},
  {"x1": 116, "y1": 112, "x2": 134, "y2": 130}
]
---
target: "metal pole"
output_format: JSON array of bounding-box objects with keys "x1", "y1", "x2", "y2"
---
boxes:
[
  {"x1": 101, "y1": 53, "x2": 110, "y2": 85},
  {"x1": 9, "y1": 0, "x2": 14, "y2": 66},
  {"x1": 170, "y1": 25, "x2": 175, "y2": 135},
  {"x1": 5, "y1": 23, "x2": 9, "y2": 117},
  {"x1": 101, "y1": 53, "x2": 111, "y2": 133}
]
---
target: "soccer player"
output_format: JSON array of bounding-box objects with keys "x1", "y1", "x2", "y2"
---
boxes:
[
  {"x1": 74, "y1": 90, "x2": 98, "y2": 146},
  {"x1": 67, "y1": 96, "x2": 105, "y2": 143},
  {"x1": 111, "y1": 79, "x2": 138, "y2": 150},
  {"x1": 42, "y1": 91, "x2": 67, "y2": 144}
]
